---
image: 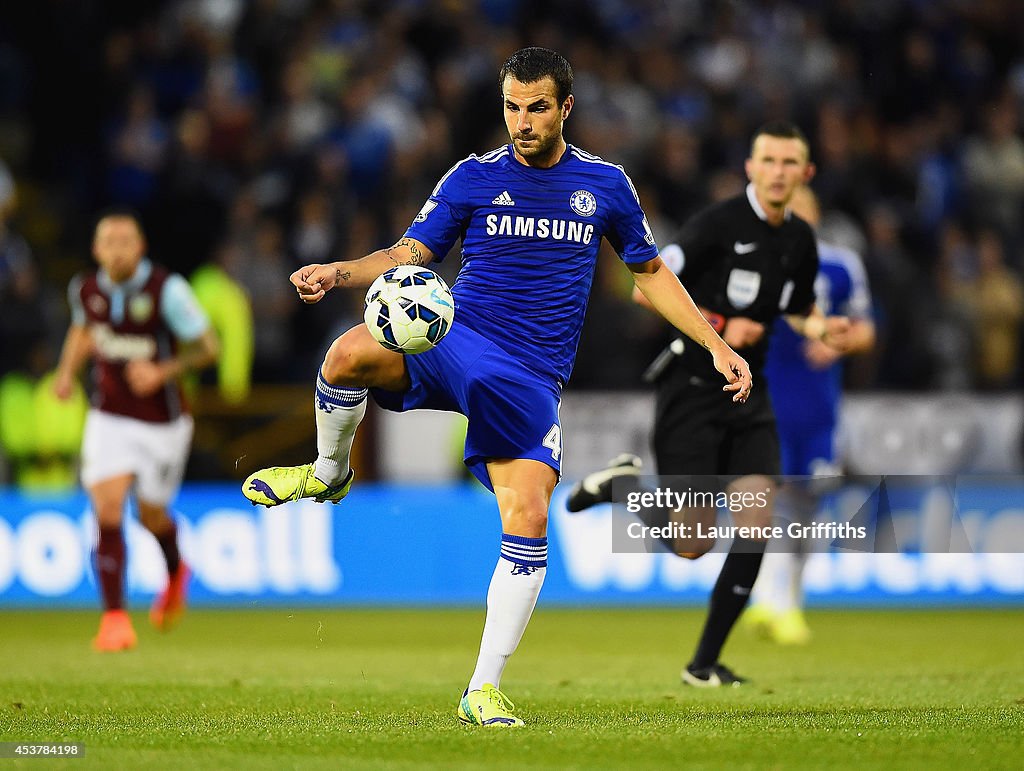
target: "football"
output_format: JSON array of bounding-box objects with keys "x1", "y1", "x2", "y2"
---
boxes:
[{"x1": 363, "y1": 266, "x2": 455, "y2": 354}]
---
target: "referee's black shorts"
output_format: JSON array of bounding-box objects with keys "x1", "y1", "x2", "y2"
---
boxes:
[{"x1": 652, "y1": 373, "x2": 780, "y2": 479}]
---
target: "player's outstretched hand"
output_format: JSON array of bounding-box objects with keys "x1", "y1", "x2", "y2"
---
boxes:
[
  {"x1": 290, "y1": 263, "x2": 339, "y2": 304},
  {"x1": 713, "y1": 345, "x2": 753, "y2": 403}
]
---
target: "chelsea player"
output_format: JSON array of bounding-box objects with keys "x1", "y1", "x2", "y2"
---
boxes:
[
  {"x1": 748, "y1": 186, "x2": 875, "y2": 643},
  {"x1": 243, "y1": 47, "x2": 752, "y2": 727}
]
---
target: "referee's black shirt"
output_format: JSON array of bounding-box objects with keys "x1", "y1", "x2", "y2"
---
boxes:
[{"x1": 662, "y1": 185, "x2": 819, "y2": 383}]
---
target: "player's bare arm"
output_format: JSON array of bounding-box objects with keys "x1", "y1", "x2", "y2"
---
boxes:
[
  {"x1": 124, "y1": 328, "x2": 220, "y2": 397},
  {"x1": 290, "y1": 237, "x2": 436, "y2": 304},
  {"x1": 632, "y1": 285, "x2": 764, "y2": 349},
  {"x1": 53, "y1": 324, "x2": 94, "y2": 400},
  {"x1": 629, "y1": 256, "x2": 753, "y2": 402}
]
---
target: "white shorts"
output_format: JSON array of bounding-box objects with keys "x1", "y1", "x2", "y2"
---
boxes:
[{"x1": 81, "y1": 409, "x2": 194, "y2": 505}]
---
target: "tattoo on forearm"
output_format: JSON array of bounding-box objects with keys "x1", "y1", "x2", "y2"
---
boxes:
[
  {"x1": 384, "y1": 238, "x2": 426, "y2": 266},
  {"x1": 336, "y1": 270, "x2": 351, "y2": 284}
]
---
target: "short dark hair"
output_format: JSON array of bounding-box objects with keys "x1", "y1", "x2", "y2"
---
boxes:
[
  {"x1": 750, "y1": 120, "x2": 811, "y2": 158},
  {"x1": 94, "y1": 206, "x2": 146, "y2": 237},
  {"x1": 498, "y1": 47, "x2": 573, "y2": 104}
]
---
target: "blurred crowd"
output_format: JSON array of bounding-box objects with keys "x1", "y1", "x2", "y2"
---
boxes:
[{"x1": 2, "y1": 0, "x2": 1024, "y2": 392}]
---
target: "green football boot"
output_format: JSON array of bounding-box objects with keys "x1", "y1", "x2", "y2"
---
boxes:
[
  {"x1": 243, "y1": 463, "x2": 354, "y2": 507},
  {"x1": 457, "y1": 684, "x2": 524, "y2": 727}
]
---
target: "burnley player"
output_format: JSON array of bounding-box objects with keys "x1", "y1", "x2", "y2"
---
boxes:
[
  {"x1": 243, "y1": 47, "x2": 751, "y2": 726},
  {"x1": 54, "y1": 210, "x2": 219, "y2": 652}
]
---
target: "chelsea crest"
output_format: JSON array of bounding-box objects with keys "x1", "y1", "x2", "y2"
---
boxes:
[{"x1": 569, "y1": 189, "x2": 597, "y2": 217}]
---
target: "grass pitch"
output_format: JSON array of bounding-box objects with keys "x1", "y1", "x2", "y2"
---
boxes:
[{"x1": 1, "y1": 607, "x2": 1022, "y2": 769}]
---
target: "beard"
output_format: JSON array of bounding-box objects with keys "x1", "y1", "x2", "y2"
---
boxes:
[{"x1": 513, "y1": 131, "x2": 558, "y2": 159}]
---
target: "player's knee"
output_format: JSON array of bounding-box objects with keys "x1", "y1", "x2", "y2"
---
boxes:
[
  {"x1": 733, "y1": 504, "x2": 773, "y2": 531},
  {"x1": 322, "y1": 337, "x2": 371, "y2": 385},
  {"x1": 93, "y1": 502, "x2": 124, "y2": 529},
  {"x1": 322, "y1": 330, "x2": 406, "y2": 389},
  {"x1": 728, "y1": 475, "x2": 775, "y2": 530},
  {"x1": 502, "y1": 495, "x2": 549, "y2": 538}
]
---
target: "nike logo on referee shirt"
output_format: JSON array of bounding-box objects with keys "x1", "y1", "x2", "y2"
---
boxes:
[{"x1": 733, "y1": 241, "x2": 757, "y2": 254}]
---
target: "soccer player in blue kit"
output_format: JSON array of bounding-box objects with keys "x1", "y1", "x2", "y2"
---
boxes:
[
  {"x1": 243, "y1": 47, "x2": 752, "y2": 726},
  {"x1": 747, "y1": 186, "x2": 875, "y2": 644}
]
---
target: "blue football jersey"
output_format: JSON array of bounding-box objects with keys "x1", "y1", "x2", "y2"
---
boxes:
[
  {"x1": 765, "y1": 240, "x2": 872, "y2": 430},
  {"x1": 404, "y1": 144, "x2": 659, "y2": 383}
]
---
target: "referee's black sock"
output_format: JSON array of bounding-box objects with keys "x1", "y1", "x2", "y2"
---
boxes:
[{"x1": 689, "y1": 537, "x2": 767, "y2": 670}]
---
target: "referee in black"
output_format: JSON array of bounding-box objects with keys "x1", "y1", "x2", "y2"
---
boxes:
[{"x1": 569, "y1": 121, "x2": 854, "y2": 686}]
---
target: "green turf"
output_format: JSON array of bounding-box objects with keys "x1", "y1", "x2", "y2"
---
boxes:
[{"x1": 1, "y1": 608, "x2": 1022, "y2": 769}]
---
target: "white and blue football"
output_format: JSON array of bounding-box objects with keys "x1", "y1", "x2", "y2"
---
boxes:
[{"x1": 363, "y1": 266, "x2": 455, "y2": 354}]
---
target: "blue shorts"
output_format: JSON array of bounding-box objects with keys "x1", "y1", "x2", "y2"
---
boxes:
[
  {"x1": 778, "y1": 421, "x2": 837, "y2": 477},
  {"x1": 370, "y1": 324, "x2": 562, "y2": 491}
]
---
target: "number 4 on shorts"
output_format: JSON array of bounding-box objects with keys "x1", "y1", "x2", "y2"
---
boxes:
[{"x1": 542, "y1": 423, "x2": 562, "y2": 461}]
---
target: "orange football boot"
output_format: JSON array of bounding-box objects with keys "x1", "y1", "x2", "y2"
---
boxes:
[
  {"x1": 150, "y1": 562, "x2": 191, "y2": 631},
  {"x1": 92, "y1": 610, "x2": 137, "y2": 652}
]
